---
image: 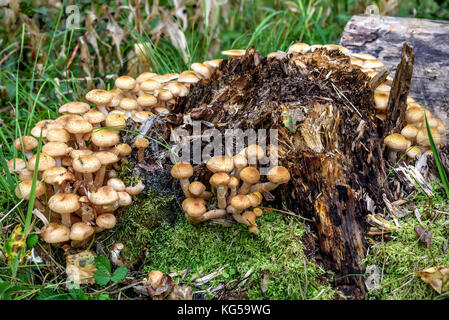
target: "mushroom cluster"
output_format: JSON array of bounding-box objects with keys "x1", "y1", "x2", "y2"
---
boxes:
[
  {"x1": 171, "y1": 144, "x2": 291, "y2": 234},
  {"x1": 8, "y1": 100, "x2": 145, "y2": 247}
]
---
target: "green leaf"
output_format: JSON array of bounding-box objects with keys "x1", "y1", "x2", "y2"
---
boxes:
[
  {"x1": 110, "y1": 266, "x2": 128, "y2": 283},
  {"x1": 94, "y1": 266, "x2": 111, "y2": 286},
  {"x1": 37, "y1": 288, "x2": 72, "y2": 300},
  {"x1": 68, "y1": 288, "x2": 88, "y2": 300},
  {"x1": 222, "y1": 271, "x2": 229, "y2": 279},
  {"x1": 94, "y1": 256, "x2": 111, "y2": 273},
  {"x1": 26, "y1": 234, "x2": 39, "y2": 249}
]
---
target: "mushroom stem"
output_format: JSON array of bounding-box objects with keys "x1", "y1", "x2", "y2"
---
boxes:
[
  {"x1": 84, "y1": 173, "x2": 95, "y2": 191},
  {"x1": 250, "y1": 182, "x2": 278, "y2": 193},
  {"x1": 60, "y1": 213, "x2": 72, "y2": 227},
  {"x1": 199, "y1": 209, "x2": 227, "y2": 221},
  {"x1": 238, "y1": 182, "x2": 253, "y2": 194},
  {"x1": 216, "y1": 186, "x2": 228, "y2": 209},
  {"x1": 199, "y1": 191, "x2": 212, "y2": 200},
  {"x1": 179, "y1": 179, "x2": 192, "y2": 198},
  {"x1": 125, "y1": 180, "x2": 145, "y2": 196},
  {"x1": 94, "y1": 165, "x2": 106, "y2": 188},
  {"x1": 74, "y1": 133, "x2": 86, "y2": 148}
]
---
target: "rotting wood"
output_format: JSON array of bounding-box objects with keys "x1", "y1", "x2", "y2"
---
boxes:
[{"x1": 340, "y1": 14, "x2": 449, "y2": 126}]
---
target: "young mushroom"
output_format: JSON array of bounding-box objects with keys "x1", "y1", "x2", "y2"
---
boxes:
[
  {"x1": 238, "y1": 167, "x2": 260, "y2": 194},
  {"x1": 209, "y1": 172, "x2": 231, "y2": 209},
  {"x1": 41, "y1": 223, "x2": 71, "y2": 244},
  {"x1": 14, "y1": 136, "x2": 38, "y2": 159},
  {"x1": 171, "y1": 162, "x2": 194, "y2": 197},
  {"x1": 250, "y1": 166, "x2": 291, "y2": 193},
  {"x1": 48, "y1": 193, "x2": 81, "y2": 227},
  {"x1": 135, "y1": 137, "x2": 150, "y2": 163},
  {"x1": 188, "y1": 181, "x2": 211, "y2": 199}
]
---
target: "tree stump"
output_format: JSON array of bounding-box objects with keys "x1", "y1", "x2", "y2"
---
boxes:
[{"x1": 340, "y1": 14, "x2": 449, "y2": 126}]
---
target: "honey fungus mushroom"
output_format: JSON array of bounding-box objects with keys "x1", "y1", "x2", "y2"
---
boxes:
[
  {"x1": 48, "y1": 193, "x2": 81, "y2": 227},
  {"x1": 171, "y1": 162, "x2": 194, "y2": 197},
  {"x1": 250, "y1": 166, "x2": 291, "y2": 193}
]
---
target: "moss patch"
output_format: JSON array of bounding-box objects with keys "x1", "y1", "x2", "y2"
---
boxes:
[
  {"x1": 363, "y1": 183, "x2": 449, "y2": 300},
  {"x1": 140, "y1": 211, "x2": 336, "y2": 300}
]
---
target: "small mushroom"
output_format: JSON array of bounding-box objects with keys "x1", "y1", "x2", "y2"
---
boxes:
[
  {"x1": 41, "y1": 223, "x2": 70, "y2": 243},
  {"x1": 171, "y1": 162, "x2": 194, "y2": 197},
  {"x1": 135, "y1": 137, "x2": 150, "y2": 164},
  {"x1": 14, "y1": 136, "x2": 38, "y2": 159},
  {"x1": 48, "y1": 193, "x2": 81, "y2": 227},
  {"x1": 125, "y1": 180, "x2": 145, "y2": 196},
  {"x1": 188, "y1": 181, "x2": 211, "y2": 199},
  {"x1": 70, "y1": 222, "x2": 94, "y2": 241},
  {"x1": 96, "y1": 213, "x2": 117, "y2": 230},
  {"x1": 238, "y1": 167, "x2": 260, "y2": 194},
  {"x1": 250, "y1": 166, "x2": 291, "y2": 193},
  {"x1": 209, "y1": 172, "x2": 231, "y2": 209}
]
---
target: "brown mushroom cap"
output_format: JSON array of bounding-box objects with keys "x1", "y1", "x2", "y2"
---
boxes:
[
  {"x1": 136, "y1": 72, "x2": 157, "y2": 84},
  {"x1": 73, "y1": 155, "x2": 101, "y2": 173},
  {"x1": 210, "y1": 172, "x2": 231, "y2": 187},
  {"x1": 206, "y1": 156, "x2": 234, "y2": 173},
  {"x1": 400, "y1": 125, "x2": 418, "y2": 141},
  {"x1": 117, "y1": 191, "x2": 132, "y2": 206},
  {"x1": 115, "y1": 76, "x2": 136, "y2": 91},
  {"x1": 203, "y1": 59, "x2": 223, "y2": 69},
  {"x1": 7, "y1": 158, "x2": 26, "y2": 172},
  {"x1": 70, "y1": 222, "x2": 95, "y2": 241},
  {"x1": 112, "y1": 143, "x2": 132, "y2": 157},
  {"x1": 233, "y1": 154, "x2": 248, "y2": 169},
  {"x1": 182, "y1": 198, "x2": 206, "y2": 218},
  {"x1": 15, "y1": 179, "x2": 46, "y2": 199},
  {"x1": 374, "y1": 91, "x2": 389, "y2": 112},
  {"x1": 85, "y1": 89, "x2": 113, "y2": 105},
  {"x1": 70, "y1": 149, "x2": 93, "y2": 159},
  {"x1": 91, "y1": 129, "x2": 120, "y2": 148},
  {"x1": 221, "y1": 49, "x2": 246, "y2": 57},
  {"x1": 147, "y1": 270, "x2": 164, "y2": 289},
  {"x1": 191, "y1": 62, "x2": 211, "y2": 79},
  {"x1": 59, "y1": 101, "x2": 90, "y2": 115},
  {"x1": 83, "y1": 108, "x2": 107, "y2": 124},
  {"x1": 247, "y1": 192, "x2": 263, "y2": 207},
  {"x1": 41, "y1": 223, "x2": 70, "y2": 243},
  {"x1": 240, "y1": 167, "x2": 261, "y2": 184},
  {"x1": 140, "y1": 79, "x2": 163, "y2": 91},
  {"x1": 119, "y1": 97, "x2": 138, "y2": 111},
  {"x1": 228, "y1": 176, "x2": 239, "y2": 189},
  {"x1": 137, "y1": 94, "x2": 158, "y2": 107},
  {"x1": 406, "y1": 146, "x2": 422, "y2": 159},
  {"x1": 27, "y1": 153, "x2": 56, "y2": 171},
  {"x1": 90, "y1": 186, "x2": 119, "y2": 205},
  {"x1": 49, "y1": 193, "x2": 80, "y2": 214},
  {"x1": 46, "y1": 128, "x2": 71, "y2": 142},
  {"x1": 65, "y1": 119, "x2": 93, "y2": 135},
  {"x1": 384, "y1": 133, "x2": 411, "y2": 152},
  {"x1": 230, "y1": 194, "x2": 252, "y2": 211},
  {"x1": 107, "y1": 178, "x2": 126, "y2": 192},
  {"x1": 105, "y1": 113, "x2": 127, "y2": 129},
  {"x1": 188, "y1": 181, "x2": 206, "y2": 197},
  {"x1": 42, "y1": 142, "x2": 69, "y2": 158},
  {"x1": 416, "y1": 127, "x2": 441, "y2": 147},
  {"x1": 171, "y1": 162, "x2": 194, "y2": 180},
  {"x1": 14, "y1": 136, "x2": 38, "y2": 152},
  {"x1": 43, "y1": 166, "x2": 74, "y2": 185},
  {"x1": 178, "y1": 71, "x2": 200, "y2": 84},
  {"x1": 287, "y1": 43, "x2": 311, "y2": 55},
  {"x1": 267, "y1": 166, "x2": 291, "y2": 185},
  {"x1": 94, "y1": 151, "x2": 119, "y2": 165},
  {"x1": 96, "y1": 213, "x2": 117, "y2": 229}
]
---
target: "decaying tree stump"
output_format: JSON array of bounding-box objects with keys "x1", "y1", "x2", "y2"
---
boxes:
[{"x1": 341, "y1": 14, "x2": 449, "y2": 126}]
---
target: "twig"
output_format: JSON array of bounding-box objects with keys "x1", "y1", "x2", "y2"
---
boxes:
[{"x1": 256, "y1": 206, "x2": 313, "y2": 222}]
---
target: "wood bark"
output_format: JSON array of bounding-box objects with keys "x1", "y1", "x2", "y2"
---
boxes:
[{"x1": 340, "y1": 14, "x2": 449, "y2": 126}]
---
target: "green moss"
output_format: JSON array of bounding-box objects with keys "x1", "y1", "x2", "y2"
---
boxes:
[
  {"x1": 141, "y1": 211, "x2": 336, "y2": 300},
  {"x1": 363, "y1": 184, "x2": 449, "y2": 300}
]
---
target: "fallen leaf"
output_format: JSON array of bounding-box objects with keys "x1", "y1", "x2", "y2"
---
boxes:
[
  {"x1": 414, "y1": 226, "x2": 432, "y2": 250},
  {"x1": 167, "y1": 285, "x2": 193, "y2": 300},
  {"x1": 66, "y1": 250, "x2": 97, "y2": 285},
  {"x1": 418, "y1": 266, "x2": 449, "y2": 294}
]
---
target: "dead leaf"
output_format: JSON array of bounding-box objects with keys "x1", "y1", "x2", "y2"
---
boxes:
[
  {"x1": 418, "y1": 266, "x2": 449, "y2": 294},
  {"x1": 414, "y1": 226, "x2": 433, "y2": 249},
  {"x1": 167, "y1": 285, "x2": 193, "y2": 300},
  {"x1": 146, "y1": 274, "x2": 175, "y2": 300}
]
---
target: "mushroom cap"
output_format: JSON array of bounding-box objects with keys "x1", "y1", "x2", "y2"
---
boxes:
[
  {"x1": 42, "y1": 142, "x2": 69, "y2": 158},
  {"x1": 27, "y1": 153, "x2": 56, "y2": 171},
  {"x1": 232, "y1": 154, "x2": 248, "y2": 169},
  {"x1": 117, "y1": 191, "x2": 132, "y2": 206},
  {"x1": 7, "y1": 158, "x2": 26, "y2": 172},
  {"x1": 96, "y1": 213, "x2": 117, "y2": 229},
  {"x1": 240, "y1": 167, "x2": 260, "y2": 184},
  {"x1": 188, "y1": 181, "x2": 206, "y2": 197},
  {"x1": 437, "y1": 120, "x2": 446, "y2": 135},
  {"x1": 246, "y1": 144, "x2": 265, "y2": 162},
  {"x1": 401, "y1": 125, "x2": 418, "y2": 140},
  {"x1": 136, "y1": 72, "x2": 157, "y2": 83},
  {"x1": 83, "y1": 108, "x2": 107, "y2": 124},
  {"x1": 163, "y1": 82, "x2": 186, "y2": 97},
  {"x1": 242, "y1": 210, "x2": 257, "y2": 225},
  {"x1": 154, "y1": 89, "x2": 173, "y2": 101},
  {"x1": 171, "y1": 162, "x2": 194, "y2": 180},
  {"x1": 85, "y1": 89, "x2": 112, "y2": 105},
  {"x1": 206, "y1": 156, "x2": 234, "y2": 173},
  {"x1": 230, "y1": 194, "x2": 252, "y2": 211},
  {"x1": 119, "y1": 97, "x2": 138, "y2": 111},
  {"x1": 41, "y1": 223, "x2": 70, "y2": 243},
  {"x1": 182, "y1": 198, "x2": 206, "y2": 218},
  {"x1": 46, "y1": 128, "x2": 71, "y2": 142},
  {"x1": 94, "y1": 151, "x2": 119, "y2": 165},
  {"x1": 267, "y1": 166, "x2": 291, "y2": 184},
  {"x1": 247, "y1": 192, "x2": 263, "y2": 207},
  {"x1": 416, "y1": 127, "x2": 441, "y2": 146},
  {"x1": 107, "y1": 178, "x2": 126, "y2": 192},
  {"x1": 59, "y1": 101, "x2": 90, "y2": 115},
  {"x1": 152, "y1": 73, "x2": 179, "y2": 83},
  {"x1": 14, "y1": 136, "x2": 38, "y2": 152},
  {"x1": 228, "y1": 176, "x2": 239, "y2": 189},
  {"x1": 191, "y1": 62, "x2": 211, "y2": 78},
  {"x1": 55, "y1": 114, "x2": 83, "y2": 127},
  {"x1": 115, "y1": 76, "x2": 136, "y2": 91},
  {"x1": 323, "y1": 44, "x2": 350, "y2": 55},
  {"x1": 375, "y1": 83, "x2": 391, "y2": 93},
  {"x1": 147, "y1": 270, "x2": 164, "y2": 289},
  {"x1": 384, "y1": 133, "x2": 411, "y2": 152},
  {"x1": 137, "y1": 93, "x2": 158, "y2": 107},
  {"x1": 178, "y1": 71, "x2": 199, "y2": 84},
  {"x1": 210, "y1": 172, "x2": 231, "y2": 187},
  {"x1": 253, "y1": 208, "x2": 263, "y2": 217},
  {"x1": 91, "y1": 129, "x2": 120, "y2": 148},
  {"x1": 112, "y1": 143, "x2": 132, "y2": 157},
  {"x1": 363, "y1": 59, "x2": 385, "y2": 69},
  {"x1": 70, "y1": 222, "x2": 94, "y2": 241},
  {"x1": 90, "y1": 186, "x2": 119, "y2": 205},
  {"x1": 105, "y1": 113, "x2": 127, "y2": 129},
  {"x1": 405, "y1": 107, "x2": 426, "y2": 124},
  {"x1": 43, "y1": 166, "x2": 74, "y2": 185},
  {"x1": 135, "y1": 137, "x2": 150, "y2": 149},
  {"x1": 374, "y1": 91, "x2": 389, "y2": 112},
  {"x1": 203, "y1": 59, "x2": 223, "y2": 69},
  {"x1": 70, "y1": 148, "x2": 93, "y2": 159},
  {"x1": 406, "y1": 146, "x2": 422, "y2": 159},
  {"x1": 49, "y1": 193, "x2": 80, "y2": 214},
  {"x1": 140, "y1": 79, "x2": 163, "y2": 91},
  {"x1": 72, "y1": 155, "x2": 101, "y2": 173},
  {"x1": 287, "y1": 43, "x2": 311, "y2": 55},
  {"x1": 15, "y1": 179, "x2": 46, "y2": 199},
  {"x1": 221, "y1": 49, "x2": 246, "y2": 57},
  {"x1": 350, "y1": 52, "x2": 376, "y2": 60},
  {"x1": 65, "y1": 119, "x2": 93, "y2": 134}
]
